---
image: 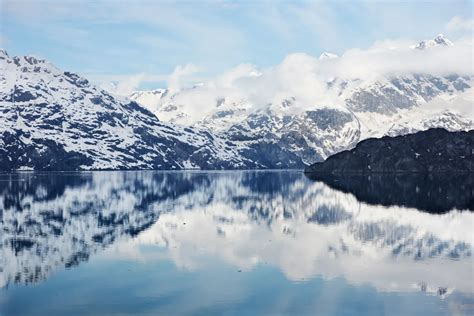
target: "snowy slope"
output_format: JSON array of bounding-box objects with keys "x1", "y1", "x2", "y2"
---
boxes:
[{"x1": 0, "y1": 49, "x2": 304, "y2": 170}]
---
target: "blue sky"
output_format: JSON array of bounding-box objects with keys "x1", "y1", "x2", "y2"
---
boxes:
[{"x1": 1, "y1": 0, "x2": 473, "y2": 89}]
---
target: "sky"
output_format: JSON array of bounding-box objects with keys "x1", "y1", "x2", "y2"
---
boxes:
[{"x1": 0, "y1": 0, "x2": 473, "y2": 90}]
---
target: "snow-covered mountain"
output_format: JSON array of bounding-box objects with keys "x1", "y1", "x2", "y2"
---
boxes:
[
  {"x1": 130, "y1": 35, "x2": 473, "y2": 165},
  {"x1": 1, "y1": 171, "x2": 472, "y2": 295},
  {"x1": 0, "y1": 49, "x2": 303, "y2": 170},
  {"x1": 319, "y1": 52, "x2": 339, "y2": 60},
  {"x1": 414, "y1": 33, "x2": 454, "y2": 50}
]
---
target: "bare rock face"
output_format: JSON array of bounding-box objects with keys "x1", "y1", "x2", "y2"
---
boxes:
[{"x1": 305, "y1": 129, "x2": 474, "y2": 174}]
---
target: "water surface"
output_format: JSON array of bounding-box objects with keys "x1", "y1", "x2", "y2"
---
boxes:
[{"x1": 0, "y1": 171, "x2": 472, "y2": 315}]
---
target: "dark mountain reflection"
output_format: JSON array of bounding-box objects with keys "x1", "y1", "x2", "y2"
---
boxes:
[
  {"x1": 305, "y1": 172, "x2": 474, "y2": 213},
  {"x1": 0, "y1": 171, "x2": 472, "y2": 299}
]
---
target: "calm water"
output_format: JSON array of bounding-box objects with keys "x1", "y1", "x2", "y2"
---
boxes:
[{"x1": 0, "y1": 171, "x2": 472, "y2": 316}]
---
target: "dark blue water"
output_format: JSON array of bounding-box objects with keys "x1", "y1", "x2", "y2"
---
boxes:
[{"x1": 0, "y1": 171, "x2": 472, "y2": 315}]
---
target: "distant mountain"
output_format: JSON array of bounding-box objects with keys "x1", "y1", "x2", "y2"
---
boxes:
[
  {"x1": 318, "y1": 52, "x2": 339, "y2": 60},
  {"x1": 130, "y1": 35, "x2": 473, "y2": 165},
  {"x1": 305, "y1": 128, "x2": 474, "y2": 174},
  {"x1": 0, "y1": 49, "x2": 303, "y2": 170},
  {"x1": 414, "y1": 33, "x2": 453, "y2": 50}
]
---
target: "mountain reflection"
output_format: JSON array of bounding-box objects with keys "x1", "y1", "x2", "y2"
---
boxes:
[
  {"x1": 304, "y1": 173, "x2": 474, "y2": 213},
  {"x1": 0, "y1": 171, "x2": 472, "y2": 298}
]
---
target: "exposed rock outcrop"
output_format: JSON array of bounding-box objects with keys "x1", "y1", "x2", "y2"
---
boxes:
[{"x1": 305, "y1": 129, "x2": 474, "y2": 174}]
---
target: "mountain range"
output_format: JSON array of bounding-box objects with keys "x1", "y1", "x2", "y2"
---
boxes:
[
  {"x1": 130, "y1": 34, "x2": 473, "y2": 166},
  {"x1": 1, "y1": 34, "x2": 472, "y2": 170},
  {"x1": 0, "y1": 49, "x2": 300, "y2": 170}
]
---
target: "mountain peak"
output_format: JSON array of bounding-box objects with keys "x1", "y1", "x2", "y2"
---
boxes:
[
  {"x1": 319, "y1": 52, "x2": 339, "y2": 60},
  {"x1": 21, "y1": 55, "x2": 48, "y2": 65},
  {"x1": 0, "y1": 50, "x2": 49, "y2": 65},
  {"x1": 414, "y1": 34, "x2": 454, "y2": 50},
  {"x1": 0, "y1": 48, "x2": 9, "y2": 59},
  {"x1": 433, "y1": 33, "x2": 453, "y2": 45},
  {"x1": 130, "y1": 88, "x2": 167, "y2": 97}
]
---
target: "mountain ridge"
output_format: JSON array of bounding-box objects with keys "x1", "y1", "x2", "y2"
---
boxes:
[{"x1": 0, "y1": 49, "x2": 305, "y2": 170}]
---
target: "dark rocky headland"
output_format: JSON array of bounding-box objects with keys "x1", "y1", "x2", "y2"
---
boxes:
[{"x1": 305, "y1": 128, "x2": 474, "y2": 174}]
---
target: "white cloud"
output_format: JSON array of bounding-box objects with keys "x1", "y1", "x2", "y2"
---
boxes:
[
  {"x1": 95, "y1": 73, "x2": 168, "y2": 96},
  {"x1": 165, "y1": 36, "x2": 473, "y2": 121},
  {"x1": 446, "y1": 16, "x2": 474, "y2": 32},
  {"x1": 367, "y1": 39, "x2": 417, "y2": 51},
  {"x1": 112, "y1": 73, "x2": 146, "y2": 96},
  {"x1": 330, "y1": 37, "x2": 473, "y2": 79},
  {"x1": 96, "y1": 73, "x2": 145, "y2": 96},
  {"x1": 92, "y1": 34, "x2": 473, "y2": 126},
  {"x1": 167, "y1": 63, "x2": 200, "y2": 92},
  {"x1": 90, "y1": 63, "x2": 205, "y2": 97}
]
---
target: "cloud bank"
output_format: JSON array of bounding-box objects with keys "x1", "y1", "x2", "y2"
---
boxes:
[
  {"x1": 446, "y1": 16, "x2": 474, "y2": 32},
  {"x1": 145, "y1": 35, "x2": 473, "y2": 120}
]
